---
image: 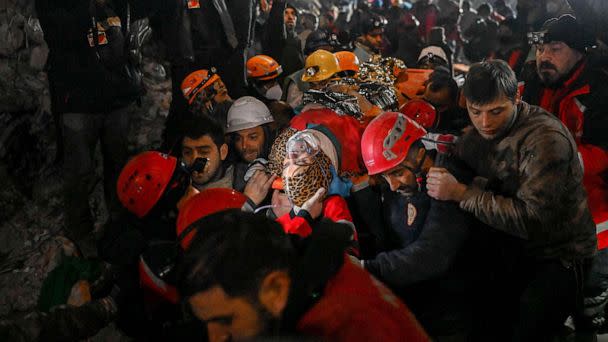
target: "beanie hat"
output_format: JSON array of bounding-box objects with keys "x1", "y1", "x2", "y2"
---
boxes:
[{"x1": 541, "y1": 14, "x2": 596, "y2": 53}]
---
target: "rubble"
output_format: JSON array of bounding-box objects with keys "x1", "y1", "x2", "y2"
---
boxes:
[{"x1": 0, "y1": 0, "x2": 171, "y2": 329}]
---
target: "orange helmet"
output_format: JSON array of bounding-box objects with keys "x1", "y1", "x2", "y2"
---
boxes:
[
  {"x1": 334, "y1": 51, "x2": 360, "y2": 75},
  {"x1": 395, "y1": 68, "x2": 433, "y2": 101},
  {"x1": 176, "y1": 188, "x2": 247, "y2": 250},
  {"x1": 117, "y1": 151, "x2": 178, "y2": 218},
  {"x1": 180, "y1": 68, "x2": 220, "y2": 105},
  {"x1": 246, "y1": 55, "x2": 283, "y2": 81}
]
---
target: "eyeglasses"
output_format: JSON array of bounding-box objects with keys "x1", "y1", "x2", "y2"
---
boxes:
[{"x1": 286, "y1": 132, "x2": 320, "y2": 166}]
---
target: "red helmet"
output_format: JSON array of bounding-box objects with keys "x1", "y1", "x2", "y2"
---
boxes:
[
  {"x1": 361, "y1": 112, "x2": 427, "y2": 175},
  {"x1": 176, "y1": 188, "x2": 247, "y2": 249},
  {"x1": 117, "y1": 151, "x2": 177, "y2": 218},
  {"x1": 399, "y1": 99, "x2": 437, "y2": 129},
  {"x1": 138, "y1": 242, "x2": 179, "y2": 305}
]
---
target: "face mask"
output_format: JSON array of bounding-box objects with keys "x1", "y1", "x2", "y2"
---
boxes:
[{"x1": 264, "y1": 84, "x2": 283, "y2": 101}]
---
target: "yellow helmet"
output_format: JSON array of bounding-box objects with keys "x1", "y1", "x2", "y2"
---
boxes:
[{"x1": 301, "y1": 49, "x2": 340, "y2": 83}]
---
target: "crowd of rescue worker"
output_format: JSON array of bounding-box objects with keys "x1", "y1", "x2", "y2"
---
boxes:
[{"x1": 3, "y1": 0, "x2": 608, "y2": 341}]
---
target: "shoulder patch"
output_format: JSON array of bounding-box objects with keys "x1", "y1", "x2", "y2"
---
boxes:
[{"x1": 407, "y1": 203, "x2": 417, "y2": 226}]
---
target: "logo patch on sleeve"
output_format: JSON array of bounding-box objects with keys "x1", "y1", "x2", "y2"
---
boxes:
[{"x1": 407, "y1": 203, "x2": 417, "y2": 226}]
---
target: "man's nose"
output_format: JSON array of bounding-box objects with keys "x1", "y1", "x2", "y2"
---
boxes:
[{"x1": 481, "y1": 113, "x2": 491, "y2": 128}]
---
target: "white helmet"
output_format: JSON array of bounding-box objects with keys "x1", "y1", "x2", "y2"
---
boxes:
[{"x1": 226, "y1": 96, "x2": 274, "y2": 133}]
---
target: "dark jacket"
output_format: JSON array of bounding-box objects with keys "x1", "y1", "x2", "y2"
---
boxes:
[
  {"x1": 456, "y1": 102, "x2": 597, "y2": 260},
  {"x1": 368, "y1": 188, "x2": 473, "y2": 281},
  {"x1": 364, "y1": 155, "x2": 477, "y2": 335},
  {"x1": 262, "y1": 0, "x2": 303, "y2": 80},
  {"x1": 36, "y1": 0, "x2": 143, "y2": 113}
]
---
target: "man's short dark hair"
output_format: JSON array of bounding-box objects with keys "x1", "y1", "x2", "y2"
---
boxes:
[
  {"x1": 178, "y1": 210, "x2": 295, "y2": 299},
  {"x1": 428, "y1": 66, "x2": 458, "y2": 102},
  {"x1": 463, "y1": 60, "x2": 518, "y2": 105},
  {"x1": 181, "y1": 114, "x2": 225, "y2": 147}
]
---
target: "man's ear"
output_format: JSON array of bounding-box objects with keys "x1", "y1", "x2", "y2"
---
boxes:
[
  {"x1": 258, "y1": 270, "x2": 291, "y2": 317},
  {"x1": 515, "y1": 90, "x2": 522, "y2": 105},
  {"x1": 415, "y1": 145, "x2": 427, "y2": 165},
  {"x1": 220, "y1": 143, "x2": 229, "y2": 161}
]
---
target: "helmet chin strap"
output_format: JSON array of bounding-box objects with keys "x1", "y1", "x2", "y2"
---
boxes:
[{"x1": 402, "y1": 148, "x2": 427, "y2": 193}]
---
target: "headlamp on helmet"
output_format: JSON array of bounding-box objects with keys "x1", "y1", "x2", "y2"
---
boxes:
[{"x1": 527, "y1": 31, "x2": 547, "y2": 46}]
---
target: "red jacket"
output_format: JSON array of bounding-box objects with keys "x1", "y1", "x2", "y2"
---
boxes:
[
  {"x1": 522, "y1": 61, "x2": 608, "y2": 250},
  {"x1": 276, "y1": 195, "x2": 359, "y2": 255},
  {"x1": 296, "y1": 254, "x2": 430, "y2": 342},
  {"x1": 277, "y1": 195, "x2": 355, "y2": 237}
]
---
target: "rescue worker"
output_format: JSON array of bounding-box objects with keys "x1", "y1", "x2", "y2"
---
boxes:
[
  {"x1": 179, "y1": 69, "x2": 232, "y2": 134},
  {"x1": 427, "y1": 60, "x2": 597, "y2": 341},
  {"x1": 301, "y1": 49, "x2": 341, "y2": 91},
  {"x1": 179, "y1": 114, "x2": 275, "y2": 205},
  {"x1": 180, "y1": 114, "x2": 242, "y2": 192},
  {"x1": 354, "y1": 13, "x2": 387, "y2": 63},
  {"x1": 101, "y1": 151, "x2": 200, "y2": 338},
  {"x1": 520, "y1": 14, "x2": 608, "y2": 337},
  {"x1": 281, "y1": 29, "x2": 338, "y2": 108},
  {"x1": 359, "y1": 112, "x2": 475, "y2": 339},
  {"x1": 245, "y1": 55, "x2": 294, "y2": 126},
  {"x1": 226, "y1": 96, "x2": 276, "y2": 163},
  {"x1": 418, "y1": 67, "x2": 470, "y2": 134},
  {"x1": 246, "y1": 55, "x2": 284, "y2": 102},
  {"x1": 109, "y1": 150, "x2": 271, "y2": 338},
  {"x1": 177, "y1": 210, "x2": 430, "y2": 341},
  {"x1": 158, "y1": 0, "x2": 255, "y2": 150}
]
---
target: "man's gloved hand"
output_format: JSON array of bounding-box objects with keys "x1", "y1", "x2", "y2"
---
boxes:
[{"x1": 244, "y1": 170, "x2": 276, "y2": 206}]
